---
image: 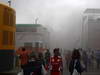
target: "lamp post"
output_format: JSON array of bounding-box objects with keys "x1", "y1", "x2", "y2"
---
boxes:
[
  {"x1": 8, "y1": 0, "x2": 11, "y2": 6},
  {"x1": 35, "y1": 18, "x2": 38, "y2": 24}
]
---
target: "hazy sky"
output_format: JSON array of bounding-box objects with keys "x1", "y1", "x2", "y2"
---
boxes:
[{"x1": 1, "y1": 0, "x2": 100, "y2": 49}]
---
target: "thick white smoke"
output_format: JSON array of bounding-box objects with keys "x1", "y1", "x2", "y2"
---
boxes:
[{"x1": 1, "y1": 0, "x2": 100, "y2": 50}]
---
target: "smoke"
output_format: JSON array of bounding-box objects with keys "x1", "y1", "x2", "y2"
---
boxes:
[{"x1": 1, "y1": 0, "x2": 100, "y2": 49}]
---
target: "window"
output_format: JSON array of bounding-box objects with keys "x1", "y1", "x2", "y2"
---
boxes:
[
  {"x1": 35, "y1": 42, "x2": 39, "y2": 48},
  {"x1": 3, "y1": 8, "x2": 10, "y2": 25},
  {"x1": 3, "y1": 31, "x2": 9, "y2": 45},
  {"x1": 2, "y1": 31, "x2": 15, "y2": 46},
  {"x1": 10, "y1": 13, "x2": 14, "y2": 26},
  {"x1": 13, "y1": 32, "x2": 15, "y2": 45},
  {"x1": 3, "y1": 8, "x2": 15, "y2": 26},
  {"x1": 24, "y1": 43, "x2": 33, "y2": 47},
  {"x1": 40, "y1": 43, "x2": 43, "y2": 48},
  {"x1": 9, "y1": 32, "x2": 15, "y2": 45}
]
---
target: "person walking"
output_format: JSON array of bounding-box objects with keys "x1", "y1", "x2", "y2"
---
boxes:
[
  {"x1": 65, "y1": 51, "x2": 71, "y2": 69},
  {"x1": 50, "y1": 48, "x2": 63, "y2": 75},
  {"x1": 19, "y1": 47, "x2": 29, "y2": 75},
  {"x1": 45, "y1": 49, "x2": 51, "y2": 65},
  {"x1": 69, "y1": 49, "x2": 85, "y2": 75},
  {"x1": 82, "y1": 51, "x2": 88, "y2": 72},
  {"x1": 95, "y1": 50, "x2": 100, "y2": 69}
]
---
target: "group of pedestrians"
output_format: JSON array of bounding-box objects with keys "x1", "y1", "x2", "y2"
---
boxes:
[
  {"x1": 81, "y1": 49, "x2": 100, "y2": 71},
  {"x1": 16, "y1": 47, "x2": 45, "y2": 75},
  {"x1": 65, "y1": 48, "x2": 100, "y2": 75},
  {"x1": 16, "y1": 47, "x2": 64, "y2": 75},
  {"x1": 94, "y1": 50, "x2": 100, "y2": 69},
  {"x1": 16, "y1": 47, "x2": 100, "y2": 75},
  {"x1": 45, "y1": 48, "x2": 85, "y2": 75}
]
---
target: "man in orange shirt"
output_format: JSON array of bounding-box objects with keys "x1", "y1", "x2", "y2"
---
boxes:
[
  {"x1": 19, "y1": 47, "x2": 29, "y2": 75},
  {"x1": 20, "y1": 48, "x2": 29, "y2": 66}
]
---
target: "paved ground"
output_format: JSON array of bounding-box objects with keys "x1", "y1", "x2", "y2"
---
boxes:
[
  {"x1": 18, "y1": 60, "x2": 100, "y2": 75},
  {"x1": 63, "y1": 68, "x2": 100, "y2": 75},
  {"x1": 63, "y1": 61, "x2": 100, "y2": 75}
]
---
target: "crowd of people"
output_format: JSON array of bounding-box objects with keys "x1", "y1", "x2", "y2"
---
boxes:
[
  {"x1": 65, "y1": 48, "x2": 100, "y2": 74},
  {"x1": 16, "y1": 47, "x2": 100, "y2": 75}
]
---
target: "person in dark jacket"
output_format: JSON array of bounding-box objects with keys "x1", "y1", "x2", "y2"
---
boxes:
[
  {"x1": 69, "y1": 49, "x2": 84, "y2": 75},
  {"x1": 24, "y1": 52, "x2": 37, "y2": 75},
  {"x1": 45, "y1": 49, "x2": 51, "y2": 65}
]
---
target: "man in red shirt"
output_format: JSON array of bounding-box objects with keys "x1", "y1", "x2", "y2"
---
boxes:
[{"x1": 50, "y1": 48, "x2": 63, "y2": 75}]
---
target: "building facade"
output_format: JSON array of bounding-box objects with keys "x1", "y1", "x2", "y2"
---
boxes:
[
  {"x1": 82, "y1": 9, "x2": 100, "y2": 50},
  {"x1": 15, "y1": 24, "x2": 50, "y2": 52}
]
